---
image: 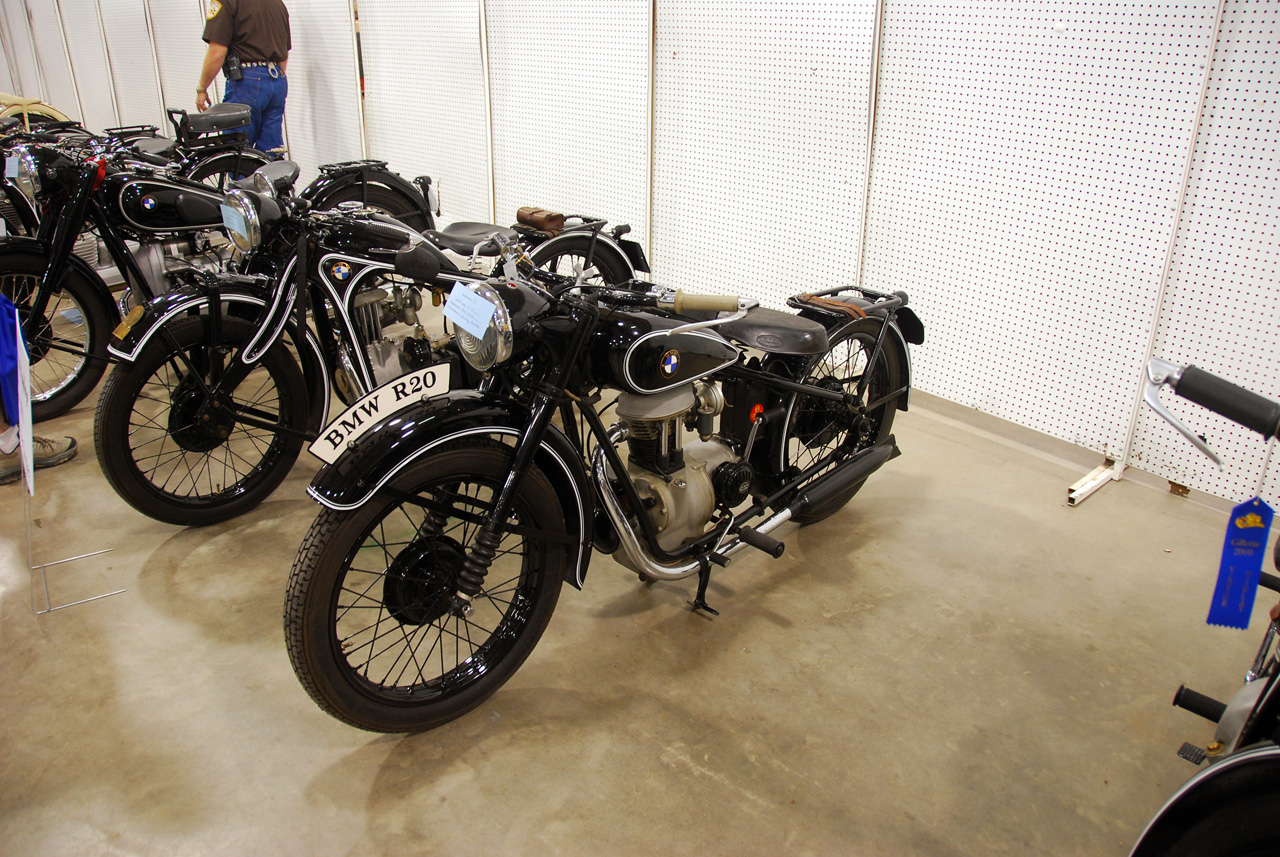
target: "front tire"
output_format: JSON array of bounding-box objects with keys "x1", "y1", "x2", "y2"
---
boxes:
[
  {"x1": 772, "y1": 316, "x2": 904, "y2": 524},
  {"x1": 284, "y1": 442, "x2": 567, "y2": 732},
  {"x1": 0, "y1": 251, "x2": 112, "y2": 421},
  {"x1": 93, "y1": 316, "x2": 309, "y2": 526}
]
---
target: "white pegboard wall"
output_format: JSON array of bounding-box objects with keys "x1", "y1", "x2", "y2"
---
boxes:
[
  {"x1": 1130, "y1": 0, "x2": 1280, "y2": 506},
  {"x1": 859, "y1": 2, "x2": 1217, "y2": 457},
  {"x1": 146, "y1": 0, "x2": 204, "y2": 118},
  {"x1": 55, "y1": 0, "x2": 116, "y2": 131},
  {"x1": 99, "y1": 0, "x2": 164, "y2": 129},
  {"x1": 651, "y1": 1, "x2": 877, "y2": 308},
  {"x1": 358, "y1": 0, "x2": 491, "y2": 227},
  {"x1": 281, "y1": 0, "x2": 363, "y2": 185},
  {"x1": 24, "y1": 0, "x2": 79, "y2": 121},
  {"x1": 485, "y1": 0, "x2": 649, "y2": 240},
  {"x1": 1, "y1": 0, "x2": 42, "y2": 100},
  {"x1": 0, "y1": 21, "x2": 14, "y2": 93}
]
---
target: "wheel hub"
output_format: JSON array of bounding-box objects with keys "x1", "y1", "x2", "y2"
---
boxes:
[
  {"x1": 383, "y1": 534, "x2": 466, "y2": 626},
  {"x1": 168, "y1": 381, "x2": 237, "y2": 452},
  {"x1": 796, "y1": 376, "x2": 858, "y2": 448}
]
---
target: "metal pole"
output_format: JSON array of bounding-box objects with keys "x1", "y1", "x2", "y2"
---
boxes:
[
  {"x1": 854, "y1": 0, "x2": 885, "y2": 291},
  {"x1": 91, "y1": 0, "x2": 122, "y2": 127},
  {"x1": 478, "y1": 0, "x2": 495, "y2": 223},
  {"x1": 50, "y1": 0, "x2": 85, "y2": 125}
]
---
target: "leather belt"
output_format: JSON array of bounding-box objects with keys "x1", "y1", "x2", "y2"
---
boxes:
[{"x1": 241, "y1": 61, "x2": 279, "y2": 68}]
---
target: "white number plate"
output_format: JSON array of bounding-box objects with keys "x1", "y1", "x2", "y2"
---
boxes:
[{"x1": 308, "y1": 364, "x2": 450, "y2": 465}]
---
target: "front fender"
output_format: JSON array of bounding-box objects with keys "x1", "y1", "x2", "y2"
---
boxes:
[
  {"x1": 308, "y1": 390, "x2": 596, "y2": 589},
  {"x1": 1129, "y1": 743, "x2": 1280, "y2": 856},
  {"x1": 0, "y1": 237, "x2": 116, "y2": 314}
]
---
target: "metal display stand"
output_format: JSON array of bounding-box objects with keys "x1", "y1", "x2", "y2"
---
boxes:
[{"x1": 25, "y1": 489, "x2": 121, "y2": 615}]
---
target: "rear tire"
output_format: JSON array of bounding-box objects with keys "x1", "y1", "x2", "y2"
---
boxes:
[
  {"x1": 94, "y1": 316, "x2": 309, "y2": 526},
  {"x1": 530, "y1": 234, "x2": 633, "y2": 286},
  {"x1": 186, "y1": 149, "x2": 274, "y2": 192},
  {"x1": 772, "y1": 317, "x2": 904, "y2": 525},
  {"x1": 312, "y1": 183, "x2": 427, "y2": 231},
  {"x1": 284, "y1": 442, "x2": 567, "y2": 732},
  {"x1": 0, "y1": 251, "x2": 111, "y2": 421}
]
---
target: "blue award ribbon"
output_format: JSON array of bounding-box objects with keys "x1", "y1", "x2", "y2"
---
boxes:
[{"x1": 1206, "y1": 497, "x2": 1274, "y2": 629}]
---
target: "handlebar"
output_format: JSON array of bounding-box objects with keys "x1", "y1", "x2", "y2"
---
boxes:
[
  {"x1": 1173, "y1": 366, "x2": 1280, "y2": 440},
  {"x1": 672, "y1": 290, "x2": 741, "y2": 314}
]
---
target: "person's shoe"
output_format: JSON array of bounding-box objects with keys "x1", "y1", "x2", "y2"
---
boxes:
[{"x1": 0, "y1": 436, "x2": 78, "y2": 485}]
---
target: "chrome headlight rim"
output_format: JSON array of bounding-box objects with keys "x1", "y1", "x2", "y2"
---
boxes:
[
  {"x1": 221, "y1": 189, "x2": 261, "y2": 252},
  {"x1": 9, "y1": 147, "x2": 39, "y2": 205},
  {"x1": 454, "y1": 282, "x2": 513, "y2": 372}
]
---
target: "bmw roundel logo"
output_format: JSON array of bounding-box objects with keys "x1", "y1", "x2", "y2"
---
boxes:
[
  {"x1": 141, "y1": 196, "x2": 156, "y2": 211},
  {"x1": 330, "y1": 261, "x2": 352, "y2": 280},
  {"x1": 660, "y1": 349, "x2": 680, "y2": 377}
]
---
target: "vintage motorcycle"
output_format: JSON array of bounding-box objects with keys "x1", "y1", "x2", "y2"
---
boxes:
[
  {"x1": 1129, "y1": 359, "x2": 1280, "y2": 857},
  {"x1": 282, "y1": 244, "x2": 924, "y2": 732},
  {"x1": 0, "y1": 128, "x2": 439, "y2": 421}
]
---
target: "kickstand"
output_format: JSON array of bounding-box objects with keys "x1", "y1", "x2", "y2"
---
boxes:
[{"x1": 690, "y1": 557, "x2": 719, "y2": 616}]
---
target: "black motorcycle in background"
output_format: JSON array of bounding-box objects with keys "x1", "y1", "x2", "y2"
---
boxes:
[
  {"x1": 1129, "y1": 359, "x2": 1280, "y2": 857},
  {"x1": 283, "y1": 241, "x2": 923, "y2": 732}
]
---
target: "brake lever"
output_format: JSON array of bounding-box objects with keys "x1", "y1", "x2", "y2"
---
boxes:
[{"x1": 1144, "y1": 357, "x2": 1223, "y2": 468}]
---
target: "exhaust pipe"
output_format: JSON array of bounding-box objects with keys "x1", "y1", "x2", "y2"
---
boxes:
[{"x1": 787, "y1": 437, "x2": 897, "y2": 518}]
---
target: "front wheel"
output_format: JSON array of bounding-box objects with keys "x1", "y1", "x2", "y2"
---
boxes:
[
  {"x1": 284, "y1": 442, "x2": 567, "y2": 732},
  {"x1": 529, "y1": 233, "x2": 634, "y2": 286},
  {"x1": 93, "y1": 316, "x2": 309, "y2": 526},
  {"x1": 0, "y1": 251, "x2": 112, "y2": 421},
  {"x1": 772, "y1": 316, "x2": 905, "y2": 525}
]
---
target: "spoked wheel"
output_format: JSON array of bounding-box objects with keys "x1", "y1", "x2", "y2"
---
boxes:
[
  {"x1": 529, "y1": 234, "x2": 633, "y2": 286},
  {"x1": 772, "y1": 316, "x2": 904, "y2": 524},
  {"x1": 284, "y1": 442, "x2": 567, "y2": 732},
  {"x1": 186, "y1": 149, "x2": 273, "y2": 192},
  {"x1": 93, "y1": 316, "x2": 309, "y2": 526},
  {"x1": 0, "y1": 252, "x2": 111, "y2": 421}
]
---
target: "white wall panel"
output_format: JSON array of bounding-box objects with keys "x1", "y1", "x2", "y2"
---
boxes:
[
  {"x1": 358, "y1": 0, "x2": 489, "y2": 226},
  {"x1": 282, "y1": 0, "x2": 363, "y2": 184},
  {"x1": 860, "y1": 2, "x2": 1217, "y2": 457},
  {"x1": 146, "y1": 0, "x2": 204, "y2": 118},
  {"x1": 25, "y1": 0, "x2": 79, "y2": 120},
  {"x1": 99, "y1": 0, "x2": 164, "y2": 128},
  {"x1": 652, "y1": 1, "x2": 878, "y2": 305},
  {"x1": 0, "y1": 23, "x2": 15, "y2": 93},
  {"x1": 486, "y1": 0, "x2": 648, "y2": 238},
  {"x1": 1130, "y1": 0, "x2": 1280, "y2": 505},
  {"x1": 2, "y1": 0, "x2": 42, "y2": 99},
  {"x1": 56, "y1": 0, "x2": 116, "y2": 130}
]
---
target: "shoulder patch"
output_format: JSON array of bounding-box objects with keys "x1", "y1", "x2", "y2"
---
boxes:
[{"x1": 206, "y1": 1, "x2": 222, "y2": 20}]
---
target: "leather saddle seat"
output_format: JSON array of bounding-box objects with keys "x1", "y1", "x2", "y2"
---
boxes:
[
  {"x1": 425, "y1": 222, "x2": 519, "y2": 256},
  {"x1": 684, "y1": 307, "x2": 828, "y2": 355},
  {"x1": 185, "y1": 103, "x2": 251, "y2": 135},
  {"x1": 132, "y1": 136, "x2": 177, "y2": 157}
]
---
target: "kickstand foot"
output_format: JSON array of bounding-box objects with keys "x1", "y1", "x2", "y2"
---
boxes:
[{"x1": 689, "y1": 558, "x2": 719, "y2": 616}]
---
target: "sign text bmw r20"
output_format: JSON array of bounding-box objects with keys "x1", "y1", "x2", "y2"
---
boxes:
[{"x1": 284, "y1": 255, "x2": 924, "y2": 732}]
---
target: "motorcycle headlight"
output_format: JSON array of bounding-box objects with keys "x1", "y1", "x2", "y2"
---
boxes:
[
  {"x1": 220, "y1": 189, "x2": 260, "y2": 252},
  {"x1": 7, "y1": 147, "x2": 40, "y2": 204},
  {"x1": 451, "y1": 282, "x2": 512, "y2": 372}
]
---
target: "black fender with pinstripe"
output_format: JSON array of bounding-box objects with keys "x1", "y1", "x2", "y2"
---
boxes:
[{"x1": 307, "y1": 389, "x2": 596, "y2": 589}]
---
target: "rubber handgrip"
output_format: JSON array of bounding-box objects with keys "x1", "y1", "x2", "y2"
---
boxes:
[
  {"x1": 1260, "y1": 571, "x2": 1280, "y2": 594},
  {"x1": 1172, "y1": 684, "x2": 1227, "y2": 723},
  {"x1": 673, "y1": 289, "x2": 739, "y2": 313},
  {"x1": 1176, "y1": 366, "x2": 1280, "y2": 439}
]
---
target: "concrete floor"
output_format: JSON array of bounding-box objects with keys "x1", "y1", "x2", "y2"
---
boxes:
[{"x1": 1, "y1": 388, "x2": 1272, "y2": 856}]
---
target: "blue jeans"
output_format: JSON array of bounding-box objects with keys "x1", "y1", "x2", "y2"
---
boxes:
[{"x1": 223, "y1": 66, "x2": 288, "y2": 152}]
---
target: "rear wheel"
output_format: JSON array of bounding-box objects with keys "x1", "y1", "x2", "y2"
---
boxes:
[
  {"x1": 530, "y1": 234, "x2": 633, "y2": 286},
  {"x1": 0, "y1": 252, "x2": 111, "y2": 421},
  {"x1": 772, "y1": 316, "x2": 904, "y2": 524},
  {"x1": 186, "y1": 149, "x2": 273, "y2": 192},
  {"x1": 93, "y1": 316, "x2": 309, "y2": 526},
  {"x1": 312, "y1": 183, "x2": 427, "y2": 231},
  {"x1": 284, "y1": 442, "x2": 567, "y2": 732}
]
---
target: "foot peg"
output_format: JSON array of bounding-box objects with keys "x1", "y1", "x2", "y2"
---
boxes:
[
  {"x1": 1177, "y1": 743, "x2": 1207, "y2": 765},
  {"x1": 737, "y1": 526, "x2": 785, "y2": 558}
]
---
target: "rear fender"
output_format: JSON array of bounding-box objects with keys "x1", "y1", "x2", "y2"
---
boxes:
[
  {"x1": 303, "y1": 166, "x2": 431, "y2": 231},
  {"x1": 534, "y1": 230, "x2": 636, "y2": 280},
  {"x1": 308, "y1": 390, "x2": 595, "y2": 589},
  {"x1": 796, "y1": 305, "x2": 916, "y2": 411}
]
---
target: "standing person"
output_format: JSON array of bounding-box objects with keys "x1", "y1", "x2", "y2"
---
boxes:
[
  {"x1": 0, "y1": 294, "x2": 75, "y2": 485},
  {"x1": 195, "y1": 0, "x2": 291, "y2": 153}
]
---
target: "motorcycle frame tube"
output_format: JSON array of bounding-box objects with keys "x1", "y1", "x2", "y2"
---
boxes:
[
  {"x1": 532, "y1": 230, "x2": 637, "y2": 281},
  {"x1": 107, "y1": 286, "x2": 332, "y2": 429},
  {"x1": 305, "y1": 391, "x2": 595, "y2": 589},
  {"x1": 0, "y1": 177, "x2": 39, "y2": 233},
  {"x1": 1128, "y1": 743, "x2": 1280, "y2": 856}
]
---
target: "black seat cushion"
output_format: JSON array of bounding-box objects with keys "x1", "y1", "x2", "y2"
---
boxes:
[
  {"x1": 132, "y1": 136, "x2": 176, "y2": 156},
  {"x1": 718, "y1": 307, "x2": 829, "y2": 355},
  {"x1": 425, "y1": 222, "x2": 518, "y2": 256},
  {"x1": 186, "y1": 103, "x2": 251, "y2": 135}
]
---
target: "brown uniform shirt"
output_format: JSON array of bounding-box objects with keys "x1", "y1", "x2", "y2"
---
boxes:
[{"x1": 202, "y1": 0, "x2": 291, "y2": 63}]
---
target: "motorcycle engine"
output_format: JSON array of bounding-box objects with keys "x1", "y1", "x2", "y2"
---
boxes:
[
  {"x1": 616, "y1": 382, "x2": 744, "y2": 554},
  {"x1": 335, "y1": 280, "x2": 435, "y2": 398}
]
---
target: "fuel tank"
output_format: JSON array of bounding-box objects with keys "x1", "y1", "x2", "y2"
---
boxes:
[
  {"x1": 104, "y1": 174, "x2": 226, "y2": 235},
  {"x1": 591, "y1": 309, "x2": 738, "y2": 394}
]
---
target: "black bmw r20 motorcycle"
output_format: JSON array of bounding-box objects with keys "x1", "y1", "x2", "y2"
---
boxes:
[
  {"x1": 1129, "y1": 359, "x2": 1280, "y2": 857},
  {"x1": 283, "y1": 246, "x2": 924, "y2": 732}
]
